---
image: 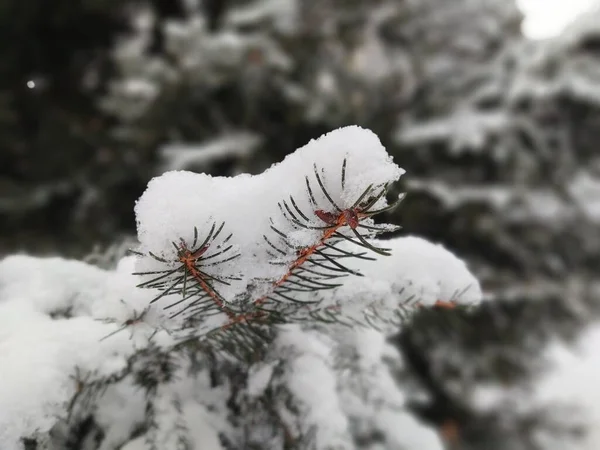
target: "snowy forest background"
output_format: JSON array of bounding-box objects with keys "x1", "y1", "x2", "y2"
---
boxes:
[{"x1": 2, "y1": 0, "x2": 600, "y2": 449}]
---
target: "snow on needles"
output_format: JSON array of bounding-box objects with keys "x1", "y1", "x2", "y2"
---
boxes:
[
  {"x1": 0, "y1": 249, "x2": 464, "y2": 449},
  {"x1": 134, "y1": 125, "x2": 404, "y2": 304},
  {"x1": 0, "y1": 255, "x2": 159, "y2": 450},
  {"x1": 314, "y1": 236, "x2": 482, "y2": 330}
]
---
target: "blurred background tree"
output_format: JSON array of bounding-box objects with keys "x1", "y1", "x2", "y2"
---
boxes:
[{"x1": 1, "y1": 0, "x2": 598, "y2": 301}]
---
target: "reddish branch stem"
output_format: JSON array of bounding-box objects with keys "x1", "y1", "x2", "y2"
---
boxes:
[
  {"x1": 253, "y1": 211, "x2": 360, "y2": 307},
  {"x1": 183, "y1": 210, "x2": 368, "y2": 330},
  {"x1": 179, "y1": 251, "x2": 236, "y2": 319}
]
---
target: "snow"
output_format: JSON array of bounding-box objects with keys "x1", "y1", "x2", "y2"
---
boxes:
[
  {"x1": 315, "y1": 236, "x2": 482, "y2": 330},
  {"x1": 518, "y1": 0, "x2": 597, "y2": 39},
  {"x1": 105, "y1": 376, "x2": 227, "y2": 450},
  {"x1": 225, "y1": 0, "x2": 299, "y2": 34},
  {"x1": 569, "y1": 170, "x2": 600, "y2": 222},
  {"x1": 0, "y1": 250, "x2": 233, "y2": 450},
  {"x1": 397, "y1": 109, "x2": 509, "y2": 153},
  {"x1": 134, "y1": 125, "x2": 481, "y2": 332},
  {"x1": 349, "y1": 4, "x2": 401, "y2": 83},
  {"x1": 406, "y1": 173, "x2": 600, "y2": 225},
  {"x1": 529, "y1": 325, "x2": 600, "y2": 450},
  {"x1": 135, "y1": 125, "x2": 404, "y2": 306},
  {"x1": 94, "y1": 383, "x2": 146, "y2": 450},
  {"x1": 0, "y1": 255, "x2": 160, "y2": 450},
  {"x1": 561, "y1": 2, "x2": 600, "y2": 46},
  {"x1": 275, "y1": 326, "x2": 351, "y2": 448},
  {"x1": 247, "y1": 360, "x2": 278, "y2": 398},
  {"x1": 472, "y1": 323, "x2": 600, "y2": 450},
  {"x1": 122, "y1": 79, "x2": 158, "y2": 98},
  {"x1": 160, "y1": 132, "x2": 261, "y2": 172},
  {"x1": 269, "y1": 324, "x2": 445, "y2": 449},
  {"x1": 0, "y1": 239, "x2": 469, "y2": 449},
  {"x1": 509, "y1": 8, "x2": 600, "y2": 106},
  {"x1": 336, "y1": 328, "x2": 444, "y2": 450},
  {"x1": 357, "y1": 236, "x2": 481, "y2": 307},
  {"x1": 0, "y1": 317, "x2": 120, "y2": 448}
]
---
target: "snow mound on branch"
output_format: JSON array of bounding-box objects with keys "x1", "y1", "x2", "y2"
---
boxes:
[
  {"x1": 316, "y1": 236, "x2": 482, "y2": 327},
  {"x1": 134, "y1": 125, "x2": 404, "y2": 303},
  {"x1": 271, "y1": 325, "x2": 444, "y2": 450},
  {"x1": 0, "y1": 255, "x2": 159, "y2": 450},
  {"x1": 0, "y1": 252, "x2": 460, "y2": 450},
  {"x1": 274, "y1": 326, "x2": 351, "y2": 447},
  {"x1": 336, "y1": 328, "x2": 445, "y2": 450},
  {"x1": 357, "y1": 236, "x2": 481, "y2": 307},
  {"x1": 0, "y1": 238, "x2": 479, "y2": 449}
]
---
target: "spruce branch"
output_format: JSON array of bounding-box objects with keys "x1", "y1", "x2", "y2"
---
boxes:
[
  {"x1": 134, "y1": 222, "x2": 241, "y2": 320},
  {"x1": 221, "y1": 161, "x2": 403, "y2": 327},
  {"x1": 132, "y1": 158, "x2": 407, "y2": 361}
]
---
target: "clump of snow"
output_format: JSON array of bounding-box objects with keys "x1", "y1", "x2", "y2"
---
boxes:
[
  {"x1": 0, "y1": 252, "x2": 232, "y2": 450},
  {"x1": 93, "y1": 383, "x2": 146, "y2": 450},
  {"x1": 273, "y1": 325, "x2": 352, "y2": 447},
  {"x1": 356, "y1": 236, "x2": 481, "y2": 307},
  {"x1": 315, "y1": 236, "x2": 482, "y2": 329},
  {"x1": 267, "y1": 325, "x2": 445, "y2": 449},
  {"x1": 247, "y1": 360, "x2": 278, "y2": 398},
  {"x1": 336, "y1": 328, "x2": 444, "y2": 450},
  {"x1": 0, "y1": 255, "x2": 161, "y2": 450},
  {"x1": 135, "y1": 125, "x2": 404, "y2": 306},
  {"x1": 98, "y1": 361, "x2": 228, "y2": 450},
  {"x1": 569, "y1": 170, "x2": 600, "y2": 222}
]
